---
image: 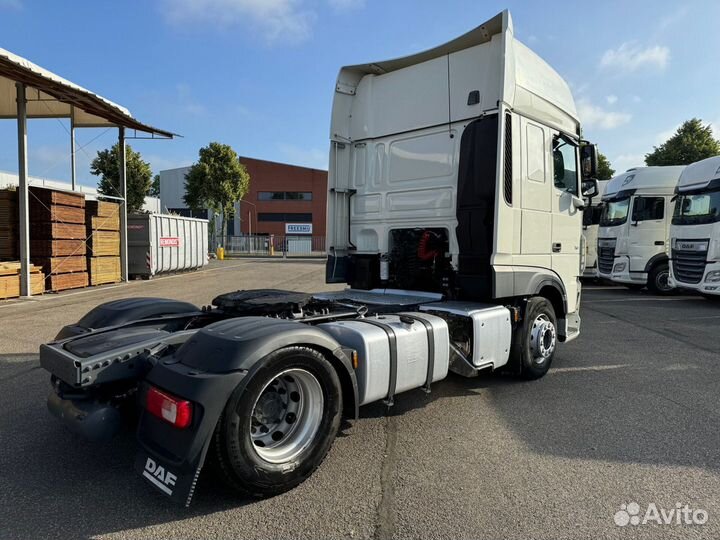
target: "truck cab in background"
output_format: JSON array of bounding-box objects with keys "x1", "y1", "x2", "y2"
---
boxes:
[
  {"x1": 582, "y1": 179, "x2": 609, "y2": 278},
  {"x1": 669, "y1": 156, "x2": 720, "y2": 299},
  {"x1": 597, "y1": 166, "x2": 684, "y2": 294},
  {"x1": 326, "y1": 10, "x2": 598, "y2": 357}
]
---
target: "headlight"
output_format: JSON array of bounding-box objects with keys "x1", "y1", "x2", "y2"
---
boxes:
[
  {"x1": 613, "y1": 262, "x2": 626, "y2": 273},
  {"x1": 706, "y1": 270, "x2": 720, "y2": 283}
]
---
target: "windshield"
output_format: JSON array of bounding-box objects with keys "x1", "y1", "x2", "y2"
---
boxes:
[
  {"x1": 672, "y1": 189, "x2": 720, "y2": 225},
  {"x1": 600, "y1": 197, "x2": 630, "y2": 227}
]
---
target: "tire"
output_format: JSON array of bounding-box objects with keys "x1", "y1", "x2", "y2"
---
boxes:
[
  {"x1": 211, "y1": 346, "x2": 342, "y2": 498},
  {"x1": 701, "y1": 293, "x2": 720, "y2": 302},
  {"x1": 647, "y1": 262, "x2": 673, "y2": 295},
  {"x1": 510, "y1": 297, "x2": 558, "y2": 380}
]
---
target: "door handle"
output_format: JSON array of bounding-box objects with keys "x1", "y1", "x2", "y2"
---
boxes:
[
  {"x1": 654, "y1": 241, "x2": 665, "y2": 246},
  {"x1": 552, "y1": 243, "x2": 562, "y2": 253}
]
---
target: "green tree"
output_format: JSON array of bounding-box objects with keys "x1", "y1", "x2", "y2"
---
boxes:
[
  {"x1": 597, "y1": 152, "x2": 615, "y2": 180},
  {"x1": 645, "y1": 118, "x2": 720, "y2": 166},
  {"x1": 91, "y1": 143, "x2": 152, "y2": 213},
  {"x1": 149, "y1": 174, "x2": 160, "y2": 197},
  {"x1": 183, "y1": 142, "x2": 250, "y2": 242}
]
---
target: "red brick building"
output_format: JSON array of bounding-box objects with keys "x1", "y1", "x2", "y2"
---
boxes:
[
  {"x1": 239, "y1": 157, "x2": 327, "y2": 238},
  {"x1": 159, "y1": 157, "x2": 327, "y2": 241}
]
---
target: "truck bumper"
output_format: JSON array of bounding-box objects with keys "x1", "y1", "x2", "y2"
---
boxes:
[
  {"x1": 47, "y1": 391, "x2": 123, "y2": 442},
  {"x1": 670, "y1": 260, "x2": 720, "y2": 295},
  {"x1": 605, "y1": 256, "x2": 646, "y2": 286}
]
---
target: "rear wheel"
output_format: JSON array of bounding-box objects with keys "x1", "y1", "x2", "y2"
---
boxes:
[
  {"x1": 648, "y1": 262, "x2": 673, "y2": 295},
  {"x1": 212, "y1": 346, "x2": 342, "y2": 498},
  {"x1": 510, "y1": 297, "x2": 558, "y2": 380}
]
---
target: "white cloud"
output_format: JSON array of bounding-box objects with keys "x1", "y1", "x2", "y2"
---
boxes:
[
  {"x1": 577, "y1": 99, "x2": 632, "y2": 130},
  {"x1": 600, "y1": 42, "x2": 669, "y2": 73},
  {"x1": 605, "y1": 95, "x2": 618, "y2": 105},
  {"x1": 327, "y1": 0, "x2": 365, "y2": 10},
  {"x1": 162, "y1": 0, "x2": 314, "y2": 43},
  {"x1": 278, "y1": 143, "x2": 328, "y2": 170},
  {"x1": 613, "y1": 153, "x2": 645, "y2": 173}
]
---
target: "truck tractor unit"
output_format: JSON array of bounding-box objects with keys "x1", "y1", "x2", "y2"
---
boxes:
[
  {"x1": 39, "y1": 11, "x2": 599, "y2": 506},
  {"x1": 597, "y1": 166, "x2": 684, "y2": 294},
  {"x1": 668, "y1": 155, "x2": 720, "y2": 299},
  {"x1": 582, "y1": 179, "x2": 609, "y2": 278}
]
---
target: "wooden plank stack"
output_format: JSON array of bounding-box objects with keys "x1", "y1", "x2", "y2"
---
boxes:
[
  {"x1": 85, "y1": 200, "x2": 121, "y2": 285},
  {"x1": 29, "y1": 187, "x2": 89, "y2": 292},
  {"x1": 0, "y1": 261, "x2": 45, "y2": 299},
  {"x1": 0, "y1": 190, "x2": 18, "y2": 261}
]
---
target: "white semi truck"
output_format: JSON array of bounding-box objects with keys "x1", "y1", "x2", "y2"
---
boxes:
[
  {"x1": 669, "y1": 155, "x2": 720, "y2": 299},
  {"x1": 597, "y1": 166, "x2": 684, "y2": 293},
  {"x1": 582, "y1": 179, "x2": 609, "y2": 278},
  {"x1": 40, "y1": 10, "x2": 599, "y2": 505}
]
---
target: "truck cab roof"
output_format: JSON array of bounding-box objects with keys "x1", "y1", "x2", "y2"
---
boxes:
[
  {"x1": 602, "y1": 166, "x2": 685, "y2": 200},
  {"x1": 676, "y1": 155, "x2": 720, "y2": 192},
  {"x1": 331, "y1": 10, "x2": 579, "y2": 144}
]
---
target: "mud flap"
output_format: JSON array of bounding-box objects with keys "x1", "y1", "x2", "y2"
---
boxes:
[{"x1": 134, "y1": 437, "x2": 213, "y2": 506}]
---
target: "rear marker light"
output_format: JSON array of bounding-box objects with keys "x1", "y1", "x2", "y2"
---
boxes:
[{"x1": 146, "y1": 386, "x2": 192, "y2": 429}]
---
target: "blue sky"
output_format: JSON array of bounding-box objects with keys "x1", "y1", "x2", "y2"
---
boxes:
[{"x1": 1, "y1": 0, "x2": 719, "y2": 187}]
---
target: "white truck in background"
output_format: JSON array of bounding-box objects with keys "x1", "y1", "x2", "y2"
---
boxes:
[
  {"x1": 669, "y1": 156, "x2": 720, "y2": 299},
  {"x1": 582, "y1": 179, "x2": 609, "y2": 278},
  {"x1": 597, "y1": 167, "x2": 684, "y2": 293}
]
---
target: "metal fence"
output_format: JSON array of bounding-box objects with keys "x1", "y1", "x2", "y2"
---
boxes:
[{"x1": 219, "y1": 235, "x2": 326, "y2": 257}]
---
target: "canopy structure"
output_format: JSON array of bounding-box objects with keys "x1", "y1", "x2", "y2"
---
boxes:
[{"x1": 0, "y1": 46, "x2": 176, "y2": 296}]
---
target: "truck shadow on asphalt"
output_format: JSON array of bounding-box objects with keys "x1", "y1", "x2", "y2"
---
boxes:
[{"x1": 2, "y1": 323, "x2": 719, "y2": 539}]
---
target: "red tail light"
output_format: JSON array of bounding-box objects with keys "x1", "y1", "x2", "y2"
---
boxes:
[{"x1": 146, "y1": 386, "x2": 193, "y2": 429}]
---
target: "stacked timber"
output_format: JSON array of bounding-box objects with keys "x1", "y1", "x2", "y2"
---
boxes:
[
  {"x1": 85, "y1": 200, "x2": 121, "y2": 285},
  {"x1": 0, "y1": 261, "x2": 45, "y2": 299},
  {"x1": 0, "y1": 190, "x2": 18, "y2": 260},
  {"x1": 29, "y1": 187, "x2": 88, "y2": 292}
]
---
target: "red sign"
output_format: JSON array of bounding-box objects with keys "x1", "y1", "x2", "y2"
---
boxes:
[{"x1": 159, "y1": 237, "x2": 180, "y2": 247}]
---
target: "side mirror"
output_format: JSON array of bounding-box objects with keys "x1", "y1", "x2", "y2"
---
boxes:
[
  {"x1": 581, "y1": 178, "x2": 599, "y2": 199},
  {"x1": 580, "y1": 143, "x2": 599, "y2": 179}
]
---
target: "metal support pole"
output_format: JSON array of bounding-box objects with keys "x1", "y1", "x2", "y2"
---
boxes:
[
  {"x1": 118, "y1": 127, "x2": 128, "y2": 282},
  {"x1": 70, "y1": 106, "x2": 76, "y2": 191},
  {"x1": 16, "y1": 83, "x2": 31, "y2": 297}
]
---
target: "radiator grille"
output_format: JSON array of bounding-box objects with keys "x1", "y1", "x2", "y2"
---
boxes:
[{"x1": 672, "y1": 248, "x2": 708, "y2": 284}]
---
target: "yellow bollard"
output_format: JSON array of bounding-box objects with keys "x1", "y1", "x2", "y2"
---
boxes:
[{"x1": 216, "y1": 246, "x2": 225, "y2": 260}]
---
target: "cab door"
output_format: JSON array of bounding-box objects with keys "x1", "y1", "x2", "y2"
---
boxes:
[
  {"x1": 518, "y1": 117, "x2": 552, "y2": 268},
  {"x1": 550, "y1": 133, "x2": 583, "y2": 312},
  {"x1": 628, "y1": 196, "x2": 667, "y2": 273}
]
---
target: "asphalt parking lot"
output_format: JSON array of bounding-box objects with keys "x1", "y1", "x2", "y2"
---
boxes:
[{"x1": 1, "y1": 260, "x2": 718, "y2": 540}]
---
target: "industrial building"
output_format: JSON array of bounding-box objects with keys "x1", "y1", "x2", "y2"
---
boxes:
[{"x1": 159, "y1": 157, "x2": 328, "y2": 240}]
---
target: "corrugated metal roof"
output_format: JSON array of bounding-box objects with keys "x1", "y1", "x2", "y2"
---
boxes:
[{"x1": 0, "y1": 47, "x2": 176, "y2": 138}]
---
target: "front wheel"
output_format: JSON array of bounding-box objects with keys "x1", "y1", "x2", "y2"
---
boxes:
[
  {"x1": 648, "y1": 262, "x2": 673, "y2": 295},
  {"x1": 510, "y1": 297, "x2": 558, "y2": 380},
  {"x1": 211, "y1": 346, "x2": 342, "y2": 498}
]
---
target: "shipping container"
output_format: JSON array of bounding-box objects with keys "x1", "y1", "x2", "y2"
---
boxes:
[{"x1": 127, "y1": 213, "x2": 208, "y2": 277}]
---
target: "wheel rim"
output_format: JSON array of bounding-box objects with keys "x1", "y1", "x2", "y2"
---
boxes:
[
  {"x1": 656, "y1": 270, "x2": 671, "y2": 292},
  {"x1": 249, "y1": 368, "x2": 324, "y2": 464},
  {"x1": 529, "y1": 314, "x2": 556, "y2": 365}
]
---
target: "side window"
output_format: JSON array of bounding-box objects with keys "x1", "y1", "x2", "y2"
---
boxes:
[
  {"x1": 526, "y1": 123, "x2": 546, "y2": 183},
  {"x1": 552, "y1": 137, "x2": 578, "y2": 194},
  {"x1": 632, "y1": 197, "x2": 665, "y2": 221}
]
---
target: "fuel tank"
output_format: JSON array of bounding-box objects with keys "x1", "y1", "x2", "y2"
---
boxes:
[{"x1": 319, "y1": 313, "x2": 449, "y2": 405}]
